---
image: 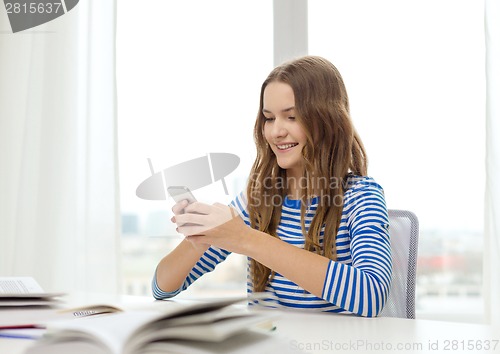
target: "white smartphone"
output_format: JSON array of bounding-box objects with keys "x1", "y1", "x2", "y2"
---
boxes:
[{"x1": 167, "y1": 186, "x2": 197, "y2": 204}]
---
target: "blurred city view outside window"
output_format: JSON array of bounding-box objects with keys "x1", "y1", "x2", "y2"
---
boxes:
[{"x1": 118, "y1": 1, "x2": 485, "y2": 322}]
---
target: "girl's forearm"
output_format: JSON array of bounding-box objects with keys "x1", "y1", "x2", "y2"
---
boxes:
[
  {"x1": 155, "y1": 238, "x2": 208, "y2": 292},
  {"x1": 240, "y1": 228, "x2": 330, "y2": 297}
]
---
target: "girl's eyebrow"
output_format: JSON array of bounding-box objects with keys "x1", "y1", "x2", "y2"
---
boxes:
[{"x1": 262, "y1": 106, "x2": 295, "y2": 114}]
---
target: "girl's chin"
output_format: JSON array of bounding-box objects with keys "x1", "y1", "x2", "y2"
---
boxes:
[{"x1": 276, "y1": 160, "x2": 301, "y2": 173}]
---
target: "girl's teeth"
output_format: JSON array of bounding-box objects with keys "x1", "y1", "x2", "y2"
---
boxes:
[{"x1": 278, "y1": 143, "x2": 297, "y2": 150}]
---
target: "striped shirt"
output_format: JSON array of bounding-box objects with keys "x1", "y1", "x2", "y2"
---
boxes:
[{"x1": 152, "y1": 175, "x2": 392, "y2": 317}]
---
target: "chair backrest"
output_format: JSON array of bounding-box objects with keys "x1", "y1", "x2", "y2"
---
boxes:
[{"x1": 380, "y1": 209, "x2": 419, "y2": 319}]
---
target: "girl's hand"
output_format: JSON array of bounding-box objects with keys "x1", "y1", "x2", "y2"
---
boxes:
[
  {"x1": 173, "y1": 202, "x2": 248, "y2": 254},
  {"x1": 171, "y1": 200, "x2": 209, "y2": 252}
]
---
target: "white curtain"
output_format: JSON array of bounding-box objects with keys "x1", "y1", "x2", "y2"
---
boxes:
[
  {"x1": 0, "y1": 1, "x2": 120, "y2": 296},
  {"x1": 485, "y1": 0, "x2": 500, "y2": 327}
]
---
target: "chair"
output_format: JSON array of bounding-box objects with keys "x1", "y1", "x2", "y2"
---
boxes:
[{"x1": 380, "y1": 209, "x2": 419, "y2": 319}]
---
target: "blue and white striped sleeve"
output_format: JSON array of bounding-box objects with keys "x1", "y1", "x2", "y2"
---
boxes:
[
  {"x1": 152, "y1": 191, "x2": 249, "y2": 300},
  {"x1": 152, "y1": 246, "x2": 232, "y2": 299},
  {"x1": 321, "y1": 179, "x2": 392, "y2": 317}
]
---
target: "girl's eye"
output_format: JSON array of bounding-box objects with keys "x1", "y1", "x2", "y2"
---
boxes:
[
  {"x1": 264, "y1": 117, "x2": 275, "y2": 122},
  {"x1": 288, "y1": 116, "x2": 296, "y2": 120}
]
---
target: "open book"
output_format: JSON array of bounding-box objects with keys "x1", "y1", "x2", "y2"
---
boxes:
[{"x1": 24, "y1": 296, "x2": 278, "y2": 354}]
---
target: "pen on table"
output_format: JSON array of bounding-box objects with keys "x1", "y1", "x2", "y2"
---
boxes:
[
  {"x1": 0, "y1": 324, "x2": 45, "y2": 340},
  {"x1": 0, "y1": 332, "x2": 39, "y2": 340}
]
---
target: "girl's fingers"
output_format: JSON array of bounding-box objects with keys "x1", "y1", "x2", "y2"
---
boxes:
[
  {"x1": 178, "y1": 225, "x2": 208, "y2": 237},
  {"x1": 172, "y1": 200, "x2": 189, "y2": 215},
  {"x1": 175, "y1": 212, "x2": 208, "y2": 227},
  {"x1": 184, "y1": 202, "x2": 212, "y2": 215}
]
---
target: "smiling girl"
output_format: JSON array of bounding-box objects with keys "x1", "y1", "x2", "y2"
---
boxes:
[{"x1": 153, "y1": 56, "x2": 392, "y2": 317}]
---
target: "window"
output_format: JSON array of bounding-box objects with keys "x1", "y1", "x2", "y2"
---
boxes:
[
  {"x1": 309, "y1": 0, "x2": 485, "y2": 322},
  {"x1": 117, "y1": 1, "x2": 273, "y2": 297},
  {"x1": 118, "y1": 1, "x2": 486, "y2": 321}
]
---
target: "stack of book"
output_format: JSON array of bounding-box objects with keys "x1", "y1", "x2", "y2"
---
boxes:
[
  {"x1": 0, "y1": 277, "x2": 65, "y2": 308},
  {"x1": 0, "y1": 277, "x2": 67, "y2": 339}
]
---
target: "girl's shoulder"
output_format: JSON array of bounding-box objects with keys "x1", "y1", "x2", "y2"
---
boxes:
[
  {"x1": 344, "y1": 174, "x2": 385, "y2": 199},
  {"x1": 345, "y1": 174, "x2": 383, "y2": 188}
]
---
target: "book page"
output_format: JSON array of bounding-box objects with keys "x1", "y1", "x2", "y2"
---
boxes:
[
  {"x1": 0, "y1": 277, "x2": 65, "y2": 301},
  {"x1": 0, "y1": 277, "x2": 44, "y2": 294},
  {"x1": 132, "y1": 311, "x2": 277, "y2": 345},
  {"x1": 141, "y1": 330, "x2": 300, "y2": 354},
  {"x1": 45, "y1": 311, "x2": 160, "y2": 354}
]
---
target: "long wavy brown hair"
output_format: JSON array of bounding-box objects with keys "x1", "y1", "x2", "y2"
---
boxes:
[{"x1": 246, "y1": 56, "x2": 368, "y2": 292}]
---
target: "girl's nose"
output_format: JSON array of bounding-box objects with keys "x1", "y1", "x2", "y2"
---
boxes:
[{"x1": 271, "y1": 118, "x2": 287, "y2": 138}]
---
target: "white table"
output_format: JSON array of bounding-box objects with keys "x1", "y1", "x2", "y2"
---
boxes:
[
  {"x1": 1, "y1": 305, "x2": 499, "y2": 354},
  {"x1": 271, "y1": 310, "x2": 500, "y2": 353}
]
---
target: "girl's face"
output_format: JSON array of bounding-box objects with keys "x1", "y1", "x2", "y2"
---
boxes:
[{"x1": 262, "y1": 81, "x2": 307, "y2": 179}]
